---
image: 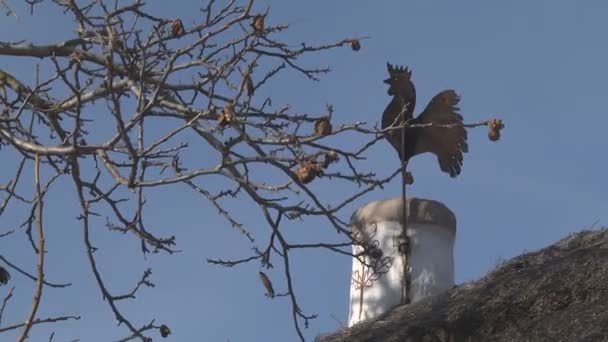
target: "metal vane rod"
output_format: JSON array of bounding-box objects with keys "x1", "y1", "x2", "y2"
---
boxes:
[{"x1": 400, "y1": 105, "x2": 410, "y2": 305}]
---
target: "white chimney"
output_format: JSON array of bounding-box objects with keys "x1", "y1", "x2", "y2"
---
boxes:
[{"x1": 347, "y1": 197, "x2": 456, "y2": 327}]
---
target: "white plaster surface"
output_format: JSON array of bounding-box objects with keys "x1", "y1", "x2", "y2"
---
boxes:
[{"x1": 348, "y1": 220, "x2": 455, "y2": 327}]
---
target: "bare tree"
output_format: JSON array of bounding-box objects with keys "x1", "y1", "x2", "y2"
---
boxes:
[{"x1": 0, "y1": 1, "x2": 502, "y2": 341}]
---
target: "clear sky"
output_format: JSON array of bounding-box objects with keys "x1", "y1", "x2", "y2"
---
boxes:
[{"x1": 1, "y1": 1, "x2": 607, "y2": 341}]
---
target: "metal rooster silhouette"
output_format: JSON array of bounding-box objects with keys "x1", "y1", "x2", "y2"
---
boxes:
[{"x1": 382, "y1": 63, "x2": 469, "y2": 177}]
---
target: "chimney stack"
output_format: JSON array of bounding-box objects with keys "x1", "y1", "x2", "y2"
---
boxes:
[{"x1": 348, "y1": 197, "x2": 456, "y2": 327}]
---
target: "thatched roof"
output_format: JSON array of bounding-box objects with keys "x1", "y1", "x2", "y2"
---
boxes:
[{"x1": 317, "y1": 229, "x2": 608, "y2": 342}]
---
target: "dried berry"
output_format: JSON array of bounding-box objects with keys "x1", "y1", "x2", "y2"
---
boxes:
[
  {"x1": 404, "y1": 171, "x2": 414, "y2": 185},
  {"x1": 296, "y1": 160, "x2": 323, "y2": 184},
  {"x1": 322, "y1": 150, "x2": 339, "y2": 169},
  {"x1": 488, "y1": 129, "x2": 501, "y2": 142},
  {"x1": 171, "y1": 19, "x2": 185, "y2": 37},
  {"x1": 244, "y1": 73, "x2": 254, "y2": 97},
  {"x1": 487, "y1": 119, "x2": 504, "y2": 142},
  {"x1": 489, "y1": 118, "x2": 504, "y2": 131},
  {"x1": 251, "y1": 15, "x2": 265, "y2": 36},
  {"x1": 159, "y1": 324, "x2": 171, "y2": 338},
  {"x1": 296, "y1": 164, "x2": 316, "y2": 184},
  {"x1": 0, "y1": 266, "x2": 10, "y2": 285},
  {"x1": 259, "y1": 271, "x2": 275, "y2": 298},
  {"x1": 325, "y1": 150, "x2": 338, "y2": 163},
  {"x1": 349, "y1": 39, "x2": 361, "y2": 51},
  {"x1": 218, "y1": 103, "x2": 236, "y2": 127},
  {"x1": 314, "y1": 118, "x2": 332, "y2": 136}
]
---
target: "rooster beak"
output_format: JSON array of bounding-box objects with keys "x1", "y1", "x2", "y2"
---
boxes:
[{"x1": 383, "y1": 78, "x2": 391, "y2": 84}]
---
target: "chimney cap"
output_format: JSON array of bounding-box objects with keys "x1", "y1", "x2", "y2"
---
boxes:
[{"x1": 350, "y1": 197, "x2": 456, "y2": 233}]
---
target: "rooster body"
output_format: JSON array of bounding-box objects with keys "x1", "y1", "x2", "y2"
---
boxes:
[{"x1": 382, "y1": 64, "x2": 468, "y2": 177}]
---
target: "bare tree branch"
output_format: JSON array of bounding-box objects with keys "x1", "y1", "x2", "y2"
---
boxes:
[
  {"x1": 0, "y1": 1, "x2": 499, "y2": 340},
  {"x1": 18, "y1": 153, "x2": 45, "y2": 341}
]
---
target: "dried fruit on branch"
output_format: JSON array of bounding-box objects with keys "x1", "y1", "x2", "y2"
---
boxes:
[
  {"x1": 244, "y1": 73, "x2": 254, "y2": 97},
  {"x1": 259, "y1": 271, "x2": 275, "y2": 298},
  {"x1": 171, "y1": 19, "x2": 185, "y2": 37},
  {"x1": 488, "y1": 129, "x2": 500, "y2": 142},
  {"x1": 349, "y1": 39, "x2": 361, "y2": 51},
  {"x1": 251, "y1": 15, "x2": 265, "y2": 36},
  {"x1": 404, "y1": 171, "x2": 414, "y2": 185},
  {"x1": 297, "y1": 164, "x2": 315, "y2": 184},
  {"x1": 488, "y1": 118, "x2": 505, "y2": 142},
  {"x1": 159, "y1": 324, "x2": 171, "y2": 338},
  {"x1": 322, "y1": 150, "x2": 339, "y2": 169},
  {"x1": 296, "y1": 161, "x2": 323, "y2": 184},
  {"x1": 218, "y1": 103, "x2": 236, "y2": 127},
  {"x1": 314, "y1": 117, "x2": 332, "y2": 136},
  {"x1": 0, "y1": 266, "x2": 10, "y2": 285}
]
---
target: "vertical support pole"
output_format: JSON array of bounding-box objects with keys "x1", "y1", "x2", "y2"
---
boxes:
[{"x1": 399, "y1": 119, "x2": 410, "y2": 305}]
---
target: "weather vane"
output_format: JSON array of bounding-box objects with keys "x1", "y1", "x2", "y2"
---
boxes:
[{"x1": 380, "y1": 62, "x2": 504, "y2": 304}]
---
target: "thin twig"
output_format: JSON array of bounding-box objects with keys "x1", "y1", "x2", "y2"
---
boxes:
[{"x1": 18, "y1": 153, "x2": 45, "y2": 341}]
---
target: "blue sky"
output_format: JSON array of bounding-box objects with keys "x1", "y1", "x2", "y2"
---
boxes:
[{"x1": 1, "y1": 1, "x2": 607, "y2": 341}]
